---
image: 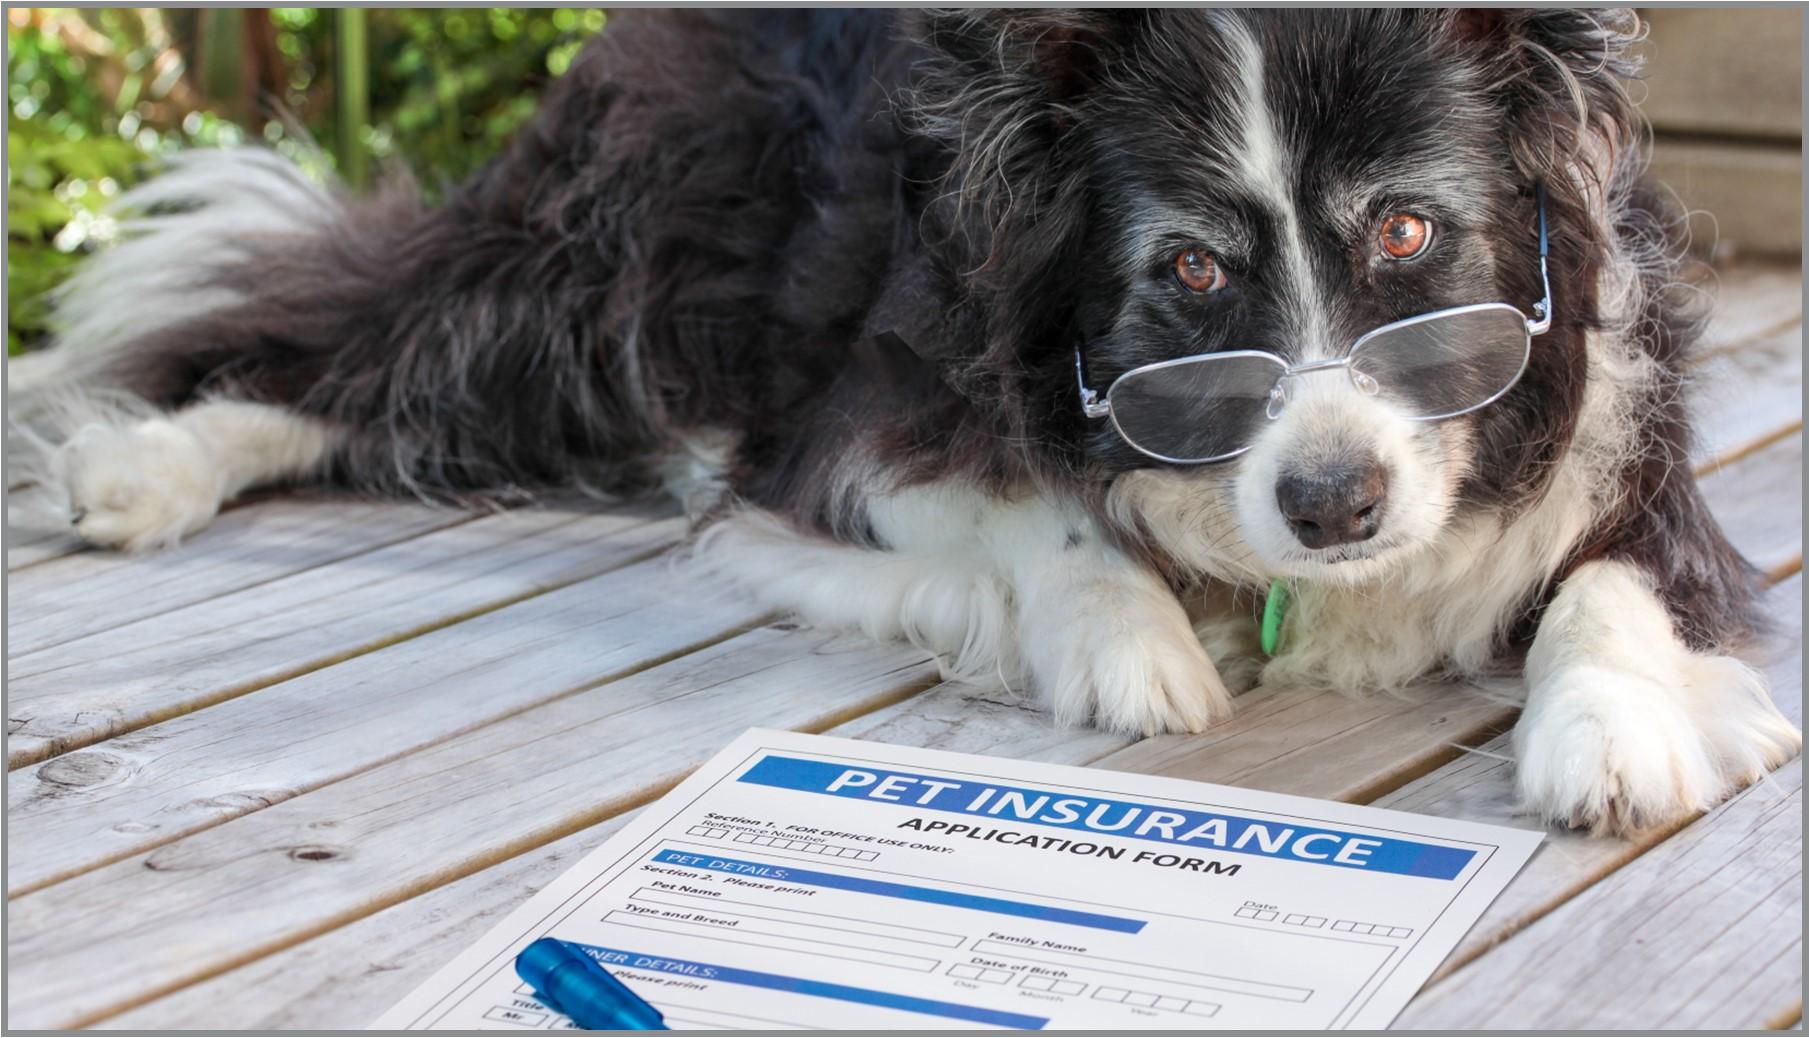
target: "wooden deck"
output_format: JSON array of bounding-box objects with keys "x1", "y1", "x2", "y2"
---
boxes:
[{"x1": 5, "y1": 265, "x2": 1803, "y2": 1031}]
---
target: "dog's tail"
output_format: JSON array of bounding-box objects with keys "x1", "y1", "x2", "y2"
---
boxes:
[
  {"x1": 12, "y1": 15, "x2": 827, "y2": 531},
  {"x1": 7, "y1": 149, "x2": 346, "y2": 526},
  {"x1": 11, "y1": 149, "x2": 338, "y2": 400}
]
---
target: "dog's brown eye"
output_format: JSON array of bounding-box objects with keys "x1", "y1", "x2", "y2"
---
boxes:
[
  {"x1": 1379, "y1": 214, "x2": 1431, "y2": 260},
  {"x1": 1173, "y1": 248, "x2": 1227, "y2": 293}
]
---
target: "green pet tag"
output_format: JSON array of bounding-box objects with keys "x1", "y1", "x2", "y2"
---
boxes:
[{"x1": 1260, "y1": 579, "x2": 1289, "y2": 656}]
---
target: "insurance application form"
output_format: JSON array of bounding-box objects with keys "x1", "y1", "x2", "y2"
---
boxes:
[{"x1": 375, "y1": 729, "x2": 1541, "y2": 1030}]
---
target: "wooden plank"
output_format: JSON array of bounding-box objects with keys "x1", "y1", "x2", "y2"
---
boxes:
[
  {"x1": 1698, "y1": 265, "x2": 1804, "y2": 354},
  {"x1": 104, "y1": 814, "x2": 639, "y2": 1031},
  {"x1": 831, "y1": 680, "x2": 1138, "y2": 765},
  {"x1": 1693, "y1": 322, "x2": 1803, "y2": 464},
  {"x1": 5, "y1": 507, "x2": 681, "y2": 769},
  {"x1": 5, "y1": 523, "x2": 84, "y2": 571},
  {"x1": 1639, "y1": 8, "x2": 1803, "y2": 141},
  {"x1": 1698, "y1": 430, "x2": 1804, "y2": 578},
  {"x1": 3, "y1": 627, "x2": 938, "y2": 1029},
  {"x1": 1091, "y1": 678, "x2": 1513, "y2": 800},
  {"x1": 5, "y1": 555, "x2": 768, "y2": 895},
  {"x1": 1378, "y1": 572, "x2": 1801, "y2": 992},
  {"x1": 1650, "y1": 142, "x2": 1804, "y2": 261},
  {"x1": 1660, "y1": 936, "x2": 1803, "y2": 1032},
  {"x1": 1393, "y1": 758, "x2": 1802, "y2": 1029},
  {"x1": 7, "y1": 496, "x2": 469, "y2": 657}
]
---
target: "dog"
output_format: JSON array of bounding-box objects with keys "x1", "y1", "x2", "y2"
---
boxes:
[{"x1": 10, "y1": 9, "x2": 1798, "y2": 835}]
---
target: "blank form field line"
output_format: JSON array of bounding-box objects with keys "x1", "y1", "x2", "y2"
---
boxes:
[
  {"x1": 604, "y1": 912, "x2": 941, "y2": 973},
  {"x1": 629, "y1": 887, "x2": 964, "y2": 947},
  {"x1": 971, "y1": 939, "x2": 1313, "y2": 1003},
  {"x1": 658, "y1": 1012, "x2": 828, "y2": 1034},
  {"x1": 612, "y1": 902, "x2": 951, "y2": 959}
]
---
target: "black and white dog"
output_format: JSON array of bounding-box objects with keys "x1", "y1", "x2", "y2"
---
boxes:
[{"x1": 11, "y1": 10, "x2": 1798, "y2": 834}]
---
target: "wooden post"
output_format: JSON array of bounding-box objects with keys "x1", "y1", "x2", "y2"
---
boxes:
[
  {"x1": 335, "y1": 8, "x2": 369, "y2": 189},
  {"x1": 196, "y1": 8, "x2": 245, "y2": 119}
]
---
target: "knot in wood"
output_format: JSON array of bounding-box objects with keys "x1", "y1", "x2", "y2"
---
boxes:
[{"x1": 36, "y1": 751, "x2": 128, "y2": 790}]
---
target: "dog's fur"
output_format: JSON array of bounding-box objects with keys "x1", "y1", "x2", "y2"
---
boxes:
[{"x1": 10, "y1": 10, "x2": 1799, "y2": 833}]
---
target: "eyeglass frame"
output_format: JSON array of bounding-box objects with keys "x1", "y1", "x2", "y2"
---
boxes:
[{"x1": 1075, "y1": 184, "x2": 1554, "y2": 466}]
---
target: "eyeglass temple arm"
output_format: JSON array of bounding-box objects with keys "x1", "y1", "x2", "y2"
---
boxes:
[
  {"x1": 1075, "y1": 347, "x2": 1110, "y2": 418},
  {"x1": 1527, "y1": 182, "x2": 1553, "y2": 336}
]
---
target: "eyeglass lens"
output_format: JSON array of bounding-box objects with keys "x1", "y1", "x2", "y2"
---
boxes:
[
  {"x1": 1105, "y1": 305, "x2": 1530, "y2": 463},
  {"x1": 1347, "y1": 305, "x2": 1530, "y2": 422},
  {"x1": 1107, "y1": 353, "x2": 1287, "y2": 463}
]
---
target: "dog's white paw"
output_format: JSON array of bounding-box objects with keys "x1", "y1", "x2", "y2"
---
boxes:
[
  {"x1": 1032, "y1": 584, "x2": 1234, "y2": 736},
  {"x1": 1513, "y1": 660, "x2": 1800, "y2": 835},
  {"x1": 53, "y1": 419, "x2": 225, "y2": 551}
]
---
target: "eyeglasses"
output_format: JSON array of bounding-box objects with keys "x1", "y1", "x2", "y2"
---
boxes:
[{"x1": 1077, "y1": 186, "x2": 1553, "y2": 465}]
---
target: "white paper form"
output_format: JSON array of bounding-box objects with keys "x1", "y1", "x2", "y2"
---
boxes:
[{"x1": 375, "y1": 729, "x2": 1541, "y2": 1031}]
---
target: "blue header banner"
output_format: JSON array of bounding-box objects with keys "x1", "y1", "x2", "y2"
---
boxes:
[{"x1": 736, "y1": 755, "x2": 1476, "y2": 880}]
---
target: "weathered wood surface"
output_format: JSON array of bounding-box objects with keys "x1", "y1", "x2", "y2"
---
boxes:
[
  {"x1": 1396, "y1": 757, "x2": 1803, "y2": 1029},
  {"x1": 1640, "y1": 8, "x2": 1803, "y2": 141},
  {"x1": 5, "y1": 523, "x2": 83, "y2": 570},
  {"x1": 105, "y1": 811, "x2": 642, "y2": 1030},
  {"x1": 5, "y1": 554, "x2": 770, "y2": 894},
  {"x1": 6, "y1": 628, "x2": 939, "y2": 1028},
  {"x1": 7, "y1": 495, "x2": 465, "y2": 657},
  {"x1": 1692, "y1": 321, "x2": 1802, "y2": 465},
  {"x1": 7, "y1": 506, "x2": 682, "y2": 768},
  {"x1": 1652, "y1": 144, "x2": 1805, "y2": 262},
  {"x1": 1698, "y1": 265, "x2": 1804, "y2": 355},
  {"x1": 6, "y1": 265, "x2": 1802, "y2": 1030},
  {"x1": 1643, "y1": 8, "x2": 1802, "y2": 259},
  {"x1": 1699, "y1": 430, "x2": 1804, "y2": 579}
]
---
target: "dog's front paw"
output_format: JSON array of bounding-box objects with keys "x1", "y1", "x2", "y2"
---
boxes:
[
  {"x1": 1031, "y1": 585, "x2": 1234, "y2": 736},
  {"x1": 54, "y1": 419, "x2": 224, "y2": 552},
  {"x1": 1513, "y1": 660, "x2": 1800, "y2": 835}
]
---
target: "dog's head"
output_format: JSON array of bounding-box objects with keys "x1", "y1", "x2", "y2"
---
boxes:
[{"x1": 913, "y1": 10, "x2": 1645, "y2": 585}]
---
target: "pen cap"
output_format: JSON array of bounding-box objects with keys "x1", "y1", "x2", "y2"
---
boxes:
[
  {"x1": 515, "y1": 938, "x2": 666, "y2": 1030},
  {"x1": 515, "y1": 938, "x2": 584, "y2": 996}
]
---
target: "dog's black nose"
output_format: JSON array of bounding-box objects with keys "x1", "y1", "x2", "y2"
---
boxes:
[{"x1": 1276, "y1": 462, "x2": 1388, "y2": 549}]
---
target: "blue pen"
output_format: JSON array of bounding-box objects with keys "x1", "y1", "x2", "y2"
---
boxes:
[{"x1": 516, "y1": 937, "x2": 668, "y2": 1031}]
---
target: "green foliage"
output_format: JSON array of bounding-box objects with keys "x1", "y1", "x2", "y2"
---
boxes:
[
  {"x1": 358, "y1": 8, "x2": 606, "y2": 187},
  {"x1": 6, "y1": 7, "x2": 607, "y2": 354},
  {"x1": 7, "y1": 119, "x2": 142, "y2": 355}
]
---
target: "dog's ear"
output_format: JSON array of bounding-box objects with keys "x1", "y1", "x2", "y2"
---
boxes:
[
  {"x1": 903, "y1": 12, "x2": 1145, "y2": 433},
  {"x1": 904, "y1": 12, "x2": 1142, "y2": 294},
  {"x1": 915, "y1": 10, "x2": 1138, "y2": 104},
  {"x1": 905, "y1": 10, "x2": 1143, "y2": 265},
  {"x1": 1440, "y1": 9, "x2": 1645, "y2": 203}
]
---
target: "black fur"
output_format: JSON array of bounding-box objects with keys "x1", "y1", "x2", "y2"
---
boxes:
[{"x1": 72, "y1": 9, "x2": 1764, "y2": 652}]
